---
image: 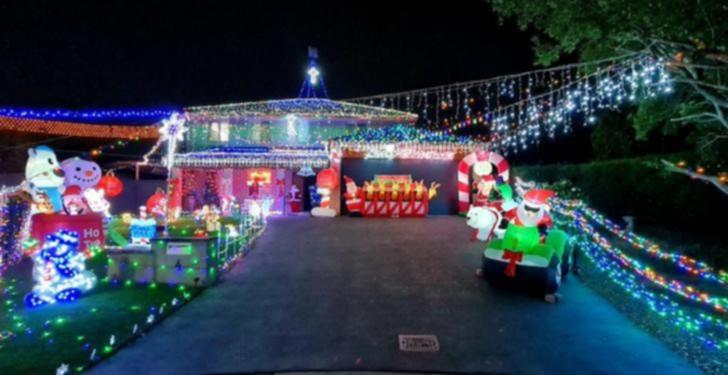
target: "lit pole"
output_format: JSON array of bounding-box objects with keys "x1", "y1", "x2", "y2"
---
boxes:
[{"x1": 159, "y1": 112, "x2": 187, "y2": 236}]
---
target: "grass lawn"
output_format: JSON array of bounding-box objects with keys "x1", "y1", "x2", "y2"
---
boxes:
[
  {"x1": 1, "y1": 214, "x2": 260, "y2": 374},
  {"x1": 0, "y1": 250, "x2": 203, "y2": 374}
]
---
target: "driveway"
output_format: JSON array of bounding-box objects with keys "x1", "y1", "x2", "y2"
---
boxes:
[{"x1": 87, "y1": 216, "x2": 701, "y2": 375}]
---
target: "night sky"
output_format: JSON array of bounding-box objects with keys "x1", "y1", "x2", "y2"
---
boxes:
[{"x1": 0, "y1": 1, "x2": 536, "y2": 108}]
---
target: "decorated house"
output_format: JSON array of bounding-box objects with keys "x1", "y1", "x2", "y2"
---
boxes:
[
  {"x1": 173, "y1": 98, "x2": 418, "y2": 215},
  {"x1": 150, "y1": 52, "x2": 496, "y2": 217}
]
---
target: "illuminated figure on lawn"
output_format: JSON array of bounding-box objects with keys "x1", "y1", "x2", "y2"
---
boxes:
[{"x1": 25, "y1": 229, "x2": 97, "y2": 307}]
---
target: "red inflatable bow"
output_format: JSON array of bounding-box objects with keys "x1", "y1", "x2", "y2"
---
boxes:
[{"x1": 501, "y1": 250, "x2": 523, "y2": 278}]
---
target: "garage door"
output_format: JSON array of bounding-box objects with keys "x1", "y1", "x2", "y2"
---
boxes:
[{"x1": 340, "y1": 159, "x2": 459, "y2": 215}]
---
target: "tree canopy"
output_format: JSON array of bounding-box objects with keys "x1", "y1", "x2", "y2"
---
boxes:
[{"x1": 488, "y1": 0, "x2": 727, "y2": 163}]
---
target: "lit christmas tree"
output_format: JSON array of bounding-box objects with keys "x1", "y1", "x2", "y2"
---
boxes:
[
  {"x1": 0, "y1": 188, "x2": 31, "y2": 275},
  {"x1": 25, "y1": 230, "x2": 97, "y2": 308}
]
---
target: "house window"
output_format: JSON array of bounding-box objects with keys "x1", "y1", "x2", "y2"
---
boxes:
[
  {"x1": 208, "y1": 122, "x2": 230, "y2": 142},
  {"x1": 219, "y1": 122, "x2": 230, "y2": 142},
  {"x1": 209, "y1": 122, "x2": 220, "y2": 141}
]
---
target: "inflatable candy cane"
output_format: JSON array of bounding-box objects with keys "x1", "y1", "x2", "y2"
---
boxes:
[{"x1": 458, "y1": 151, "x2": 509, "y2": 215}]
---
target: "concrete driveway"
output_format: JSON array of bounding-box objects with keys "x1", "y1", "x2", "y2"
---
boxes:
[{"x1": 87, "y1": 216, "x2": 701, "y2": 375}]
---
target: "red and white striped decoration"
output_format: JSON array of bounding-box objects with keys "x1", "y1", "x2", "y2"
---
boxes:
[{"x1": 457, "y1": 151, "x2": 509, "y2": 214}]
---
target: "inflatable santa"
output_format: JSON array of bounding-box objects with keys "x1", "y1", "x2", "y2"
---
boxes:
[
  {"x1": 514, "y1": 188, "x2": 554, "y2": 237},
  {"x1": 311, "y1": 168, "x2": 338, "y2": 218},
  {"x1": 343, "y1": 176, "x2": 362, "y2": 215},
  {"x1": 62, "y1": 186, "x2": 90, "y2": 215},
  {"x1": 478, "y1": 187, "x2": 569, "y2": 302}
]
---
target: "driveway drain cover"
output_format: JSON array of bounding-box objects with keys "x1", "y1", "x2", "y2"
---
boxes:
[{"x1": 398, "y1": 334, "x2": 439, "y2": 352}]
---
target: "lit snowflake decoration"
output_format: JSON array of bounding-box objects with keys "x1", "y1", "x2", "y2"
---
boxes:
[{"x1": 159, "y1": 112, "x2": 187, "y2": 142}]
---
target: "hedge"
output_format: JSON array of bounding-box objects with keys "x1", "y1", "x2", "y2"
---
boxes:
[{"x1": 513, "y1": 154, "x2": 728, "y2": 238}]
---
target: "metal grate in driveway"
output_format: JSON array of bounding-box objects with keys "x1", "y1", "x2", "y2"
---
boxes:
[{"x1": 398, "y1": 334, "x2": 440, "y2": 352}]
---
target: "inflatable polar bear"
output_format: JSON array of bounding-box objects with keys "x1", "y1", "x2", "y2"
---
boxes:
[
  {"x1": 25, "y1": 146, "x2": 66, "y2": 212},
  {"x1": 466, "y1": 205, "x2": 502, "y2": 242}
]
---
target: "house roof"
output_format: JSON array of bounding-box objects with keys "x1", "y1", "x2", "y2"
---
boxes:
[{"x1": 184, "y1": 98, "x2": 418, "y2": 125}]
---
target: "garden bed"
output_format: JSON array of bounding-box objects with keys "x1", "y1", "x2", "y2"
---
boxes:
[{"x1": 0, "y1": 214, "x2": 265, "y2": 374}]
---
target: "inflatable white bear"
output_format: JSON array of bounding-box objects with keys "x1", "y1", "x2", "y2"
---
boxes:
[{"x1": 466, "y1": 205, "x2": 502, "y2": 242}]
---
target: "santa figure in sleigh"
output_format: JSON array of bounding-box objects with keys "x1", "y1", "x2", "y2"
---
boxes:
[{"x1": 477, "y1": 188, "x2": 570, "y2": 303}]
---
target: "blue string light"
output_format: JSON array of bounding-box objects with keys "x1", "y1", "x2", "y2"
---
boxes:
[{"x1": 0, "y1": 107, "x2": 179, "y2": 123}]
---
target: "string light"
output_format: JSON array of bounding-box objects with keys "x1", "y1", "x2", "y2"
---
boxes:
[
  {"x1": 0, "y1": 185, "x2": 31, "y2": 276},
  {"x1": 573, "y1": 236, "x2": 727, "y2": 350},
  {"x1": 347, "y1": 52, "x2": 672, "y2": 152},
  {"x1": 550, "y1": 198, "x2": 728, "y2": 351},
  {"x1": 24, "y1": 230, "x2": 97, "y2": 308},
  {"x1": 329, "y1": 124, "x2": 485, "y2": 160},
  {"x1": 0, "y1": 116, "x2": 159, "y2": 139},
  {"x1": 175, "y1": 146, "x2": 330, "y2": 169},
  {"x1": 186, "y1": 98, "x2": 417, "y2": 124},
  {"x1": 0, "y1": 107, "x2": 176, "y2": 122},
  {"x1": 574, "y1": 212, "x2": 727, "y2": 313},
  {"x1": 83, "y1": 138, "x2": 142, "y2": 159},
  {"x1": 558, "y1": 199, "x2": 728, "y2": 285},
  {"x1": 2, "y1": 215, "x2": 266, "y2": 373}
]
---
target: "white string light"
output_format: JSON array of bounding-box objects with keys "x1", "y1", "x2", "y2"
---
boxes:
[{"x1": 346, "y1": 52, "x2": 672, "y2": 152}]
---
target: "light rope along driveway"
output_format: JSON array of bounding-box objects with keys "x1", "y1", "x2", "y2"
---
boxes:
[{"x1": 88, "y1": 216, "x2": 701, "y2": 375}]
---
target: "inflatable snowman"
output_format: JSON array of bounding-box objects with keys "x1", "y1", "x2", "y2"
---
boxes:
[{"x1": 61, "y1": 157, "x2": 102, "y2": 189}]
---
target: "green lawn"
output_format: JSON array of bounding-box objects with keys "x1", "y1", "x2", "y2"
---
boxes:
[
  {"x1": 1, "y1": 214, "x2": 260, "y2": 374},
  {"x1": 0, "y1": 249, "x2": 203, "y2": 374}
]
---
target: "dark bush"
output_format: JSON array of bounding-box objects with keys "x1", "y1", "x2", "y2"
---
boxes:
[{"x1": 514, "y1": 154, "x2": 728, "y2": 238}]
